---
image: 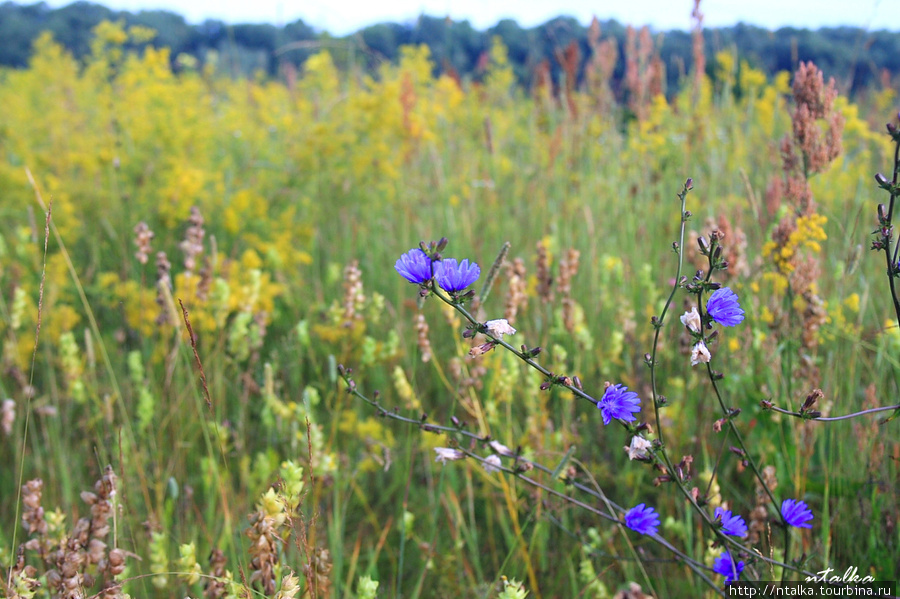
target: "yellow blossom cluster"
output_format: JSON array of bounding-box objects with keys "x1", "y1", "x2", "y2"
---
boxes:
[{"x1": 762, "y1": 213, "x2": 828, "y2": 275}]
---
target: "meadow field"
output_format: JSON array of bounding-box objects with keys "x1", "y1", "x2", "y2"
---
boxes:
[{"x1": 0, "y1": 20, "x2": 898, "y2": 598}]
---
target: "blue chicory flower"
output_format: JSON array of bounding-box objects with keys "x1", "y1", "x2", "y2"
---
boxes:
[
  {"x1": 712, "y1": 550, "x2": 745, "y2": 584},
  {"x1": 714, "y1": 507, "x2": 748, "y2": 538},
  {"x1": 706, "y1": 287, "x2": 745, "y2": 327},
  {"x1": 597, "y1": 384, "x2": 641, "y2": 425},
  {"x1": 781, "y1": 499, "x2": 814, "y2": 529},
  {"x1": 624, "y1": 503, "x2": 660, "y2": 536},
  {"x1": 395, "y1": 249, "x2": 433, "y2": 285},
  {"x1": 435, "y1": 258, "x2": 480, "y2": 292}
]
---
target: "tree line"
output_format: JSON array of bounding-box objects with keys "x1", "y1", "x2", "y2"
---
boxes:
[{"x1": 1, "y1": 0, "x2": 899, "y2": 95}]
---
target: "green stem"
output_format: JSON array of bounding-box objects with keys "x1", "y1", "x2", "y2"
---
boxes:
[
  {"x1": 705, "y1": 367, "x2": 781, "y2": 511},
  {"x1": 648, "y1": 181, "x2": 692, "y2": 460},
  {"x1": 765, "y1": 402, "x2": 900, "y2": 421},
  {"x1": 885, "y1": 137, "x2": 900, "y2": 328}
]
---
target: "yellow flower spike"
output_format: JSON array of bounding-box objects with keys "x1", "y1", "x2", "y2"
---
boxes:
[
  {"x1": 739, "y1": 60, "x2": 767, "y2": 90},
  {"x1": 392, "y1": 366, "x2": 420, "y2": 411},
  {"x1": 715, "y1": 50, "x2": 736, "y2": 84},
  {"x1": 128, "y1": 25, "x2": 156, "y2": 43},
  {"x1": 774, "y1": 70, "x2": 792, "y2": 94},
  {"x1": 843, "y1": 293, "x2": 860, "y2": 314}
]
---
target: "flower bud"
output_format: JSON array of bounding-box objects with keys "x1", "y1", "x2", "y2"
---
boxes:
[
  {"x1": 728, "y1": 446, "x2": 746, "y2": 458},
  {"x1": 800, "y1": 388, "x2": 824, "y2": 414},
  {"x1": 514, "y1": 461, "x2": 534, "y2": 473},
  {"x1": 468, "y1": 342, "x2": 496, "y2": 356},
  {"x1": 697, "y1": 236, "x2": 709, "y2": 254}
]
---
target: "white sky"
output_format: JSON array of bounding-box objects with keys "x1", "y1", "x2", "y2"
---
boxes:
[{"x1": 41, "y1": 0, "x2": 895, "y2": 34}]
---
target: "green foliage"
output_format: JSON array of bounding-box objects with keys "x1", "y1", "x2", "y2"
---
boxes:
[
  {"x1": 0, "y1": 23, "x2": 896, "y2": 598},
  {"x1": 355, "y1": 575, "x2": 379, "y2": 599}
]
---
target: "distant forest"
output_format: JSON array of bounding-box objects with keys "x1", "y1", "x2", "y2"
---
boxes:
[{"x1": 2, "y1": 1, "x2": 899, "y2": 95}]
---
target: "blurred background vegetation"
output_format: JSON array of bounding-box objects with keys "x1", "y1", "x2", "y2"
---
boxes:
[
  {"x1": 1, "y1": 1, "x2": 900, "y2": 95},
  {"x1": 0, "y1": 6, "x2": 898, "y2": 598}
]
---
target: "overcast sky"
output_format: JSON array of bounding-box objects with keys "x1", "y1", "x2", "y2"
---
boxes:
[{"x1": 41, "y1": 0, "x2": 895, "y2": 34}]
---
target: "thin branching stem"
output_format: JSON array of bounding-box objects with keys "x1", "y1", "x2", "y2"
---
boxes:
[
  {"x1": 649, "y1": 180, "x2": 692, "y2": 451},
  {"x1": 341, "y1": 365, "x2": 823, "y2": 584},
  {"x1": 372, "y1": 180, "x2": 893, "y2": 588},
  {"x1": 688, "y1": 235, "x2": 784, "y2": 518},
  {"x1": 705, "y1": 369, "x2": 781, "y2": 510},
  {"x1": 885, "y1": 135, "x2": 900, "y2": 330},
  {"x1": 343, "y1": 371, "x2": 728, "y2": 593},
  {"x1": 430, "y1": 287, "x2": 604, "y2": 408},
  {"x1": 764, "y1": 402, "x2": 900, "y2": 422}
]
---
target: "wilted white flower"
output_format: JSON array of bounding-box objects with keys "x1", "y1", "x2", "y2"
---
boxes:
[
  {"x1": 691, "y1": 340, "x2": 711, "y2": 365},
  {"x1": 482, "y1": 454, "x2": 502, "y2": 474},
  {"x1": 624, "y1": 436, "x2": 653, "y2": 461},
  {"x1": 434, "y1": 447, "x2": 465, "y2": 463},
  {"x1": 488, "y1": 440, "x2": 514, "y2": 456},
  {"x1": 485, "y1": 319, "x2": 517, "y2": 338},
  {"x1": 680, "y1": 307, "x2": 701, "y2": 333}
]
